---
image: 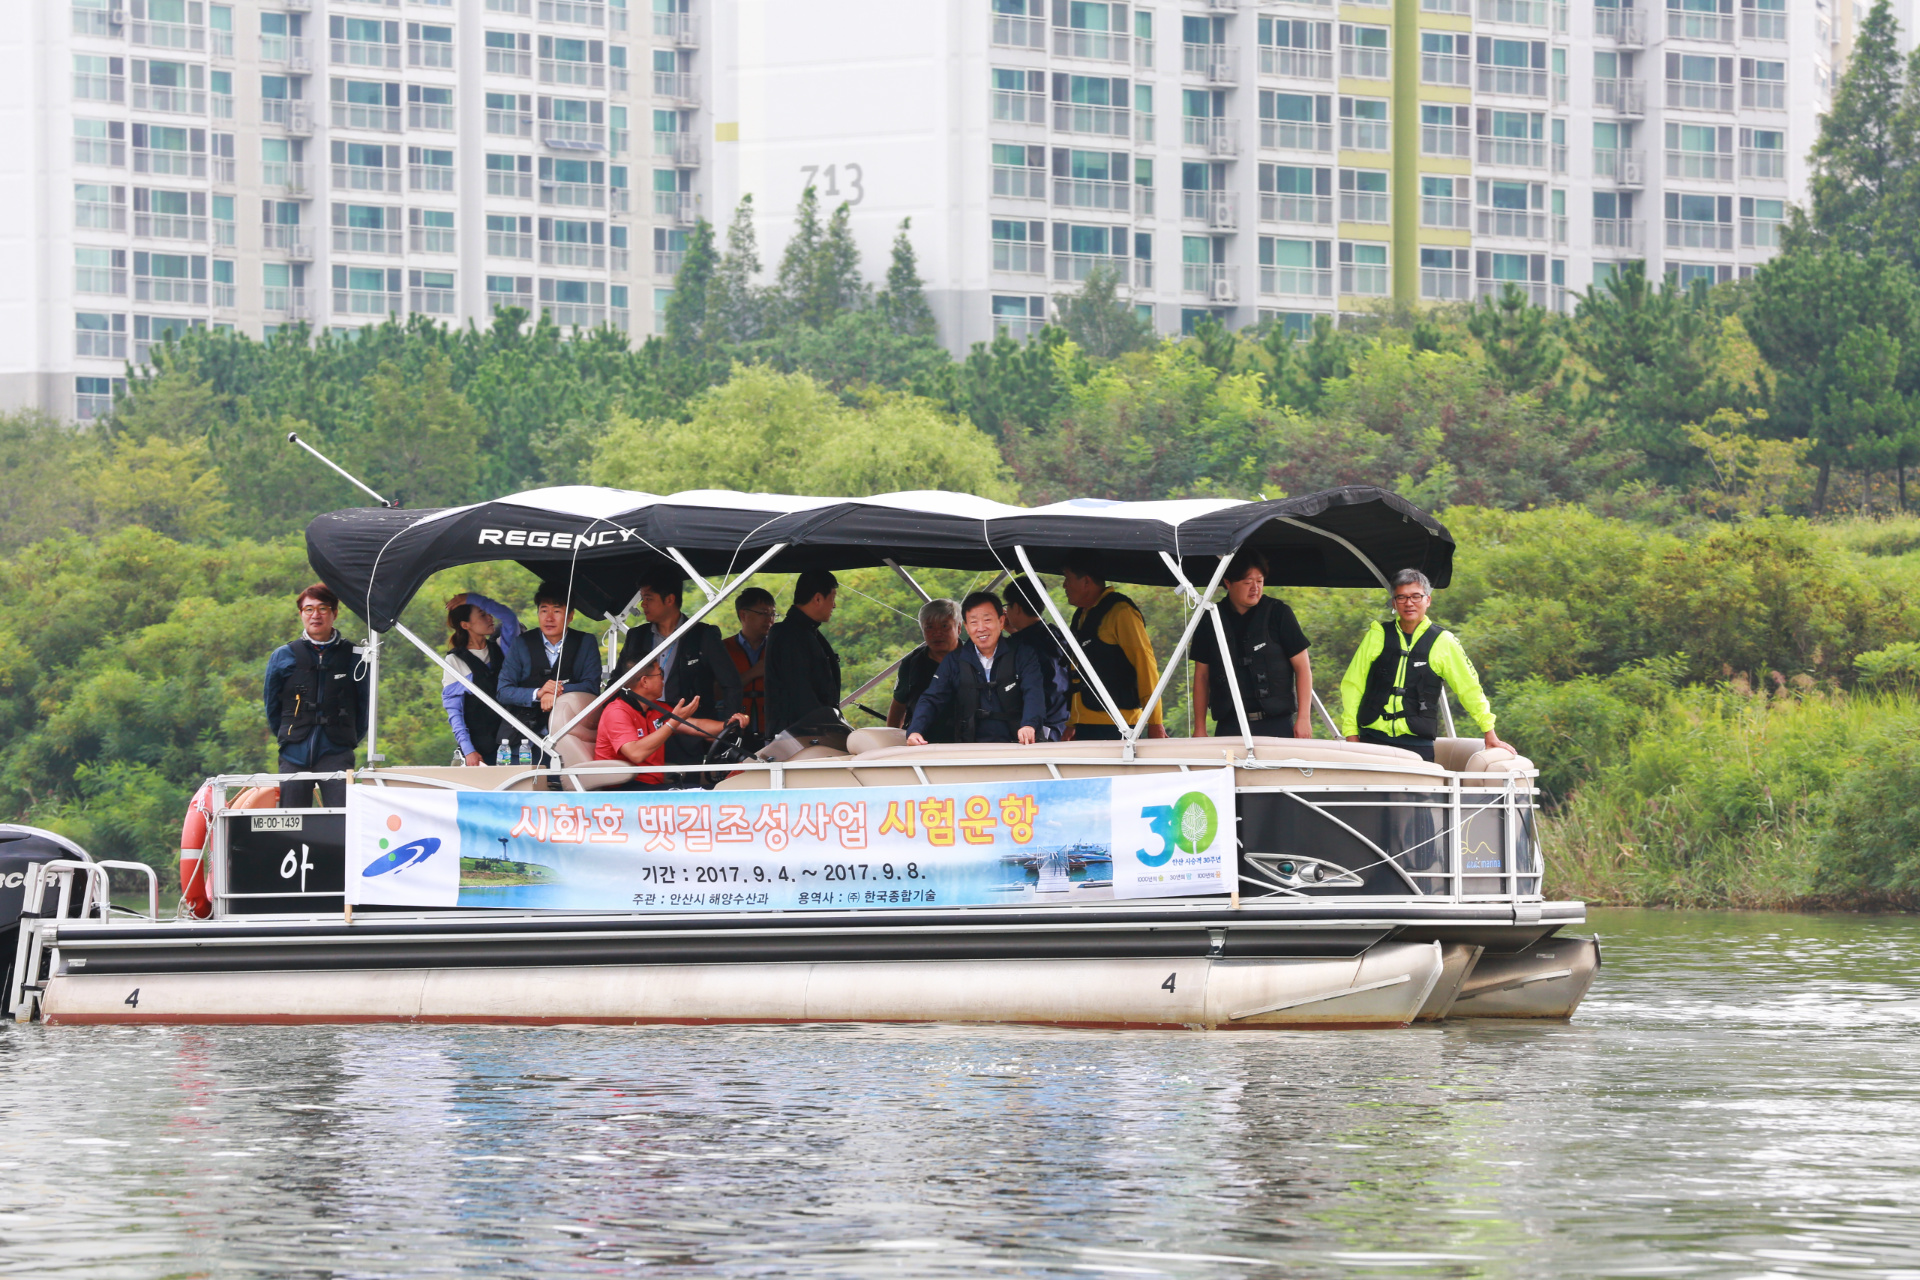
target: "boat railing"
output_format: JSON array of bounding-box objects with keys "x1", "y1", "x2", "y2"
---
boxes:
[
  {"x1": 197, "y1": 751, "x2": 1545, "y2": 913},
  {"x1": 9, "y1": 859, "x2": 159, "y2": 1022}
]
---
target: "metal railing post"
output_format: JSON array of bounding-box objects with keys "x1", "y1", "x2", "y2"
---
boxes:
[{"x1": 1012, "y1": 546, "x2": 1137, "y2": 758}]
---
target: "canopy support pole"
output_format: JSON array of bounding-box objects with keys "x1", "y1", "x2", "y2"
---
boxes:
[
  {"x1": 1206, "y1": 599, "x2": 1257, "y2": 756},
  {"x1": 362, "y1": 630, "x2": 383, "y2": 764},
  {"x1": 1130, "y1": 553, "x2": 1235, "y2": 745},
  {"x1": 546, "y1": 542, "x2": 789, "y2": 749},
  {"x1": 883, "y1": 559, "x2": 933, "y2": 605},
  {"x1": 391, "y1": 621, "x2": 552, "y2": 757},
  {"x1": 1311, "y1": 689, "x2": 1341, "y2": 740},
  {"x1": 1274, "y1": 516, "x2": 1391, "y2": 589},
  {"x1": 1012, "y1": 545, "x2": 1136, "y2": 761},
  {"x1": 666, "y1": 548, "x2": 716, "y2": 600}
]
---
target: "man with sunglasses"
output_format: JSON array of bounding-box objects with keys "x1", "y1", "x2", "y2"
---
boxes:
[
  {"x1": 1338, "y1": 569, "x2": 1512, "y2": 763},
  {"x1": 264, "y1": 583, "x2": 368, "y2": 808}
]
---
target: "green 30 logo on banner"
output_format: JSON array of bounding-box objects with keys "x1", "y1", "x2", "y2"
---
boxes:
[{"x1": 1135, "y1": 791, "x2": 1221, "y2": 867}]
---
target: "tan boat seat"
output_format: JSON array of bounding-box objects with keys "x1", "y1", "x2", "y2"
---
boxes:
[
  {"x1": 551, "y1": 692, "x2": 635, "y2": 791},
  {"x1": 712, "y1": 743, "x2": 855, "y2": 790},
  {"x1": 848, "y1": 726, "x2": 910, "y2": 754}
]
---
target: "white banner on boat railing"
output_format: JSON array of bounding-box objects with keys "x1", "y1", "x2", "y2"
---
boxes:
[{"x1": 343, "y1": 770, "x2": 1234, "y2": 912}]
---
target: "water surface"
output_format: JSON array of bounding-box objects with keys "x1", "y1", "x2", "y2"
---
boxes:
[{"x1": 4, "y1": 909, "x2": 1918, "y2": 1278}]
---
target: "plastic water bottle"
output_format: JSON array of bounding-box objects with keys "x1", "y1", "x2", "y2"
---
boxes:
[
  {"x1": 517, "y1": 739, "x2": 532, "y2": 766},
  {"x1": 495, "y1": 740, "x2": 512, "y2": 766}
]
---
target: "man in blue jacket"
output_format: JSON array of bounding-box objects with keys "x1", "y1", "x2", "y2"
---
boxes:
[
  {"x1": 907, "y1": 591, "x2": 1046, "y2": 746},
  {"x1": 263, "y1": 583, "x2": 368, "y2": 808},
  {"x1": 499, "y1": 582, "x2": 604, "y2": 777}
]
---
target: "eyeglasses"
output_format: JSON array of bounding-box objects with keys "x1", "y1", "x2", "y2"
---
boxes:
[
  {"x1": 1391, "y1": 594, "x2": 1428, "y2": 605},
  {"x1": 300, "y1": 604, "x2": 336, "y2": 615},
  {"x1": 742, "y1": 608, "x2": 777, "y2": 619}
]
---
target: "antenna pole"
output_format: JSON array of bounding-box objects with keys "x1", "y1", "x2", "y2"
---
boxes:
[{"x1": 286, "y1": 432, "x2": 396, "y2": 507}]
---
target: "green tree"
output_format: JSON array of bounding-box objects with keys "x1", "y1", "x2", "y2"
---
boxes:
[
  {"x1": 1467, "y1": 284, "x2": 1567, "y2": 400},
  {"x1": 1056, "y1": 265, "x2": 1152, "y2": 359},
  {"x1": 1803, "y1": 0, "x2": 1908, "y2": 255},
  {"x1": 710, "y1": 195, "x2": 766, "y2": 344},
  {"x1": 353, "y1": 354, "x2": 483, "y2": 507},
  {"x1": 1570, "y1": 261, "x2": 1740, "y2": 483},
  {"x1": 1744, "y1": 245, "x2": 1920, "y2": 510},
  {"x1": 662, "y1": 217, "x2": 717, "y2": 353},
  {"x1": 878, "y1": 217, "x2": 937, "y2": 338},
  {"x1": 770, "y1": 188, "x2": 867, "y2": 328},
  {"x1": 954, "y1": 327, "x2": 1071, "y2": 438}
]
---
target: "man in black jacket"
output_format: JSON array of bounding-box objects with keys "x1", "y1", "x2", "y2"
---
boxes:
[
  {"x1": 263, "y1": 583, "x2": 368, "y2": 808},
  {"x1": 1188, "y1": 550, "x2": 1314, "y2": 738},
  {"x1": 615, "y1": 571, "x2": 744, "y2": 768},
  {"x1": 764, "y1": 570, "x2": 842, "y2": 736},
  {"x1": 1001, "y1": 578, "x2": 1070, "y2": 741},
  {"x1": 907, "y1": 592, "x2": 1046, "y2": 746}
]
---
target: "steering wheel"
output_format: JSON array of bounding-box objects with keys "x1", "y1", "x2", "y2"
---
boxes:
[{"x1": 703, "y1": 721, "x2": 748, "y2": 767}]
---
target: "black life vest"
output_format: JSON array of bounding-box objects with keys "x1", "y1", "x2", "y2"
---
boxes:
[
  {"x1": 949, "y1": 646, "x2": 1028, "y2": 742},
  {"x1": 1006, "y1": 624, "x2": 1070, "y2": 737},
  {"x1": 1068, "y1": 591, "x2": 1143, "y2": 712},
  {"x1": 1221, "y1": 596, "x2": 1298, "y2": 721},
  {"x1": 449, "y1": 637, "x2": 506, "y2": 748},
  {"x1": 1356, "y1": 620, "x2": 1447, "y2": 738},
  {"x1": 277, "y1": 637, "x2": 361, "y2": 749},
  {"x1": 517, "y1": 628, "x2": 588, "y2": 691}
]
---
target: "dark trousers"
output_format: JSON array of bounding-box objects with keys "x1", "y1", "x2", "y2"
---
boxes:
[
  {"x1": 1213, "y1": 717, "x2": 1298, "y2": 738},
  {"x1": 278, "y1": 748, "x2": 356, "y2": 808},
  {"x1": 1070, "y1": 722, "x2": 1123, "y2": 741},
  {"x1": 1358, "y1": 728, "x2": 1436, "y2": 762}
]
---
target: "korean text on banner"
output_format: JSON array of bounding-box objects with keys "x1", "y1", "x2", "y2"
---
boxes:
[{"x1": 344, "y1": 770, "x2": 1232, "y2": 912}]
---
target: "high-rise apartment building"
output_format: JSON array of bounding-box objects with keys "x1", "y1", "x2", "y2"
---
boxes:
[{"x1": 0, "y1": 0, "x2": 1836, "y2": 420}]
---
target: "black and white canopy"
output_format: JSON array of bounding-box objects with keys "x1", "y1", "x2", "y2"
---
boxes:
[{"x1": 307, "y1": 484, "x2": 1452, "y2": 630}]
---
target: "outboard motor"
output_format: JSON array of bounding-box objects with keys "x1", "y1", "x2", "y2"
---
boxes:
[{"x1": 0, "y1": 825, "x2": 96, "y2": 1002}]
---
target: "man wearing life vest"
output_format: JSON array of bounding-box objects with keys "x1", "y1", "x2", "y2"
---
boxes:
[
  {"x1": 263, "y1": 583, "x2": 368, "y2": 807},
  {"x1": 724, "y1": 586, "x2": 777, "y2": 741},
  {"x1": 1338, "y1": 569, "x2": 1512, "y2": 763},
  {"x1": 1188, "y1": 550, "x2": 1314, "y2": 738},
  {"x1": 1060, "y1": 553, "x2": 1165, "y2": 741}
]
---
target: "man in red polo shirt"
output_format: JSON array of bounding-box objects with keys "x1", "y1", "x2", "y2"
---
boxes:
[{"x1": 595, "y1": 660, "x2": 745, "y2": 789}]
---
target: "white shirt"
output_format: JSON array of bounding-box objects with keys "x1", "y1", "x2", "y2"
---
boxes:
[{"x1": 440, "y1": 647, "x2": 491, "y2": 690}]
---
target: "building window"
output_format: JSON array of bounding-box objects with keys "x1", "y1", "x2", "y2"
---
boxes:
[
  {"x1": 1338, "y1": 241, "x2": 1388, "y2": 296},
  {"x1": 74, "y1": 376, "x2": 124, "y2": 421},
  {"x1": 75, "y1": 312, "x2": 128, "y2": 360}
]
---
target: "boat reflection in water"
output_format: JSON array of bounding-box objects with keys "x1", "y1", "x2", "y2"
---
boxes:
[{"x1": 6, "y1": 485, "x2": 1598, "y2": 1031}]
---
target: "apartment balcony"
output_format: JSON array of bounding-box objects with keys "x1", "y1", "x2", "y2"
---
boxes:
[
  {"x1": 1741, "y1": 78, "x2": 1786, "y2": 110},
  {"x1": 1666, "y1": 220, "x2": 1734, "y2": 250},
  {"x1": 1594, "y1": 148, "x2": 1647, "y2": 184},
  {"x1": 1741, "y1": 217, "x2": 1784, "y2": 248},
  {"x1": 1260, "y1": 193, "x2": 1333, "y2": 226},
  {"x1": 654, "y1": 191, "x2": 698, "y2": 224},
  {"x1": 1477, "y1": 137, "x2": 1546, "y2": 168},
  {"x1": 134, "y1": 86, "x2": 206, "y2": 114},
  {"x1": 1477, "y1": 278, "x2": 1548, "y2": 304},
  {"x1": 1591, "y1": 218, "x2": 1643, "y2": 250},
  {"x1": 487, "y1": 108, "x2": 534, "y2": 138},
  {"x1": 539, "y1": 1, "x2": 605, "y2": 25},
  {"x1": 1262, "y1": 120, "x2": 1333, "y2": 153},
  {"x1": 1183, "y1": 43, "x2": 1238, "y2": 84},
  {"x1": 541, "y1": 242, "x2": 607, "y2": 268},
  {"x1": 489, "y1": 231, "x2": 533, "y2": 259},
  {"x1": 652, "y1": 11, "x2": 699, "y2": 45},
  {"x1": 1053, "y1": 28, "x2": 1131, "y2": 62},
  {"x1": 333, "y1": 164, "x2": 401, "y2": 193},
  {"x1": 334, "y1": 227, "x2": 403, "y2": 255},
  {"x1": 488, "y1": 48, "x2": 532, "y2": 76},
  {"x1": 132, "y1": 20, "x2": 206, "y2": 50},
  {"x1": 542, "y1": 122, "x2": 607, "y2": 149},
  {"x1": 1136, "y1": 39, "x2": 1155, "y2": 69},
  {"x1": 409, "y1": 103, "x2": 455, "y2": 131},
  {"x1": 1340, "y1": 120, "x2": 1390, "y2": 153},
  {"x1": 134, "y1": 149, "x2": 207, "y2": 178},
  {"x1": 1053, "y1": 103, "x2": 1130, "y2": 138},
  {"x1": 333, "y1": 103, "x2": 402, "y2": 132},
  {"x1": 1667, "y1": 10, "x2": 1734, "y2": 40},
  {"x1": 71, "y1": 6, "x2": 119, "y2": 37},
  {"x1": 134, "y1": 213, "x2": 206, "y2": 241},
  {"x1": 1260, "y1": 47, "x2": 1333, "y2": 79},
  {"x1": 1340, "y1": 47, "x2": 1391, "y2": 79},
  {"x1": 991, "y1": 14, "x2": 1045, "y2": 49},
  {"x1": 262, "y1": 100, "x2": 316, "y2": 134},
  {"x1": 992, "y1": 242, "x2": 1046, "y2": 275},
  {"x1": 1183, "y1": 116, "x2": 1241, "y2": 156},
  {"x1": 1136, "y1": 114, "x2": 1156, "y2": 143},
  {"x1": 992, "y1": 165, "x2": 1046, "y2": 199},
  {"x1": 263, "y1": 287, "x2": 310, "y2": 320},
  {"x1": 1422, "y1": 124, "x2": 1470, "y2": 157},
  {"x1": 262, "y1": 225, "x2": 314, "y2": 258},
  {"x1": 991, "y1": 90, "x2": 1047, "y2": 125},
  {"x1": 331, "y1": 39, "x2": 401, "y2": 70},
  {"x1": 1743, "y1": 9, "x2": 1786, "y2": 37},
  {"x1": 1667, "y1": 150, "x2": 1734, "y2": 181},
  {"x1": 1183, "y1": 262, "x2": 1238, "y2": 302},
  {"x1": 1260, "y1": 265, "x2": 1334, "y2": 299},
  {"x1": 76, "y1": 328, "x2": 128, "y2": 360},
  {"x1": 653, "y1": 249, "x2": 685, "y2": 277},
  {"x1": 541, "y1": 60, "x2": 605, "y2": 88},
  {"x1": 1477, "y1": 0, "x2": 1549, "y2": 23},
  {"x1": 653, "y1": 72, "x2": 700, "y2": 105},
  {"x1": 135, "y1": 276, "x2": 208, "y2": 305},
  {"x1": 1133, "y1": 260, "x2": 1154, "y2": 289},
  {"x1": 996, "y1": 315, "x2": 1046, "y2": 343},
  {"x1": 410, "y1": 227, "x2": 456, "y2": 253},
  {"x1": 1340, "y1": 263, "x2": 1389, "y2": 297},
  {"x1": 76, "y1": 202, "x2": 128, "y2": 232},
  {"x1": 1422, "y1": 53, "x2": 1471, "y2": 86},
  {"x1": 1476, "y1": 208, "x2": 1548, "y2": 238},
  {"x1": 408, "y1": 287, "x2": 455, "y2": 316},
  {"x1": 1667, "y1": 80, "x2": 1734, "y2": 110},
  {"x1": 410, "y1": 38, "x2": 455, "y2": 69},
  {"x1": 1740, "y1": 148, "x2": 1785, "y2": 179},
  {"x1": 1477, "y1": 66, "x2": 1547, "y2": 97},
  {"x1": 653, "y1": 131, "x2": 701, "y2": 166},
  {"x1": 1339, "y1": 192, "x2": 1389, "y2": 224},
  {"x1": 541, "y1": 180, "x2": 606, "y2": 208},
  {"x1": 74, "y1": 71, "x2": 126, "y2": 104},
  {"x1": 1053, "y1": 177, "x2": 1131, "y2": 212},
  {"x1": 411, "y1": 164, "x2": 456, "y2": 193},
  {"x1": 488, "y1": 171, "x2": 533, "y2": 199},
  {"x1": 260, "y1": 35, "x2": 311, "y2": 69},
  {"x1": 1421, "y1": 267, "x2": 1472, "y2": 300},
  {"x1": 1420, "y1": 196, "x2": 1471, "y2": 228},
  {"x1": 1182, "y1": 189, "x2": 1239, "y2": 228},
  {"x1": 1595, "y1": 7, "x2": 1646, "y2": 41},
  {"x1": 334, "y1": 289, "x2": 401, "y2": 318},
  {"x1": 1594, "y1": 77, "x2": 1646, "y2": 114},
  {"x1": 1053, "y1": 253, "x2": 1129, "y2": 285}
]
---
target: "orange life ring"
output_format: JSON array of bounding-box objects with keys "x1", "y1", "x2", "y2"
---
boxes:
[{"x1": 179, "y1": 782, "x2": 280, "y2": 918}]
